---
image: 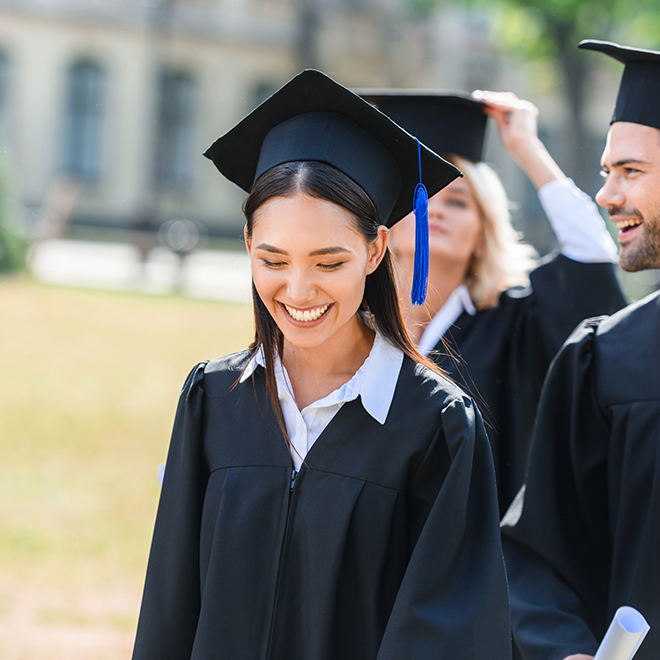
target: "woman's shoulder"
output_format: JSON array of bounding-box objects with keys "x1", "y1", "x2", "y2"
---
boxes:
[
  {"x1": 400, "y1": 354, "x2": 474, "y2": 409},
  {"x1": 181, "y1": 349, "x2": 253, "y2": 396},
  {"x1": 205, "y1": 349, "x2": 253, "y2": 376},
  {"x1": 397, "y1": 356, "x2": 485, "y2": 457}
]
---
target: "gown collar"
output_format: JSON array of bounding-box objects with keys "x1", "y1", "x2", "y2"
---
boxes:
[{"x1": 240, "y1": 330, "x2": 404, "y2": 425}]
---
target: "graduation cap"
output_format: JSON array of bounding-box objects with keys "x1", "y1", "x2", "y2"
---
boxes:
[
  {"x1": 205, "y1": 69, "x2": 462, "y2": 305},
  {"x1": 579, "y1": 40, "x2": 660, "y2": 130},
  {"x1": 357, "y1": 90, "x2": 488, "y2": 162}
]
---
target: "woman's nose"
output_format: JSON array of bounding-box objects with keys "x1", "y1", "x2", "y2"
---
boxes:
[
  {"x1": 286, "y1": 267, "x2": 316, "y2": 303},
  {"x1": 427, "y1": 198, "x2": 445, "y2": 219}
]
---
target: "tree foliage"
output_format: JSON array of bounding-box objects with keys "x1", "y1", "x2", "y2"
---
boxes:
[
  {"x1": 0, "y1": 155, "x2": 27, "y2": 273},
  {"x1": 413, "y1": 0, "x2": 660, "y2": 185}
]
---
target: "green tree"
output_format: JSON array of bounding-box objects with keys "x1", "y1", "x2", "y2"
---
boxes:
[
  {"x1": 419, "y1": 0, "x2": 660, "y2": 188},
  {"x1": 0, "y1": 154, "x2": 27, "y2": 273}
]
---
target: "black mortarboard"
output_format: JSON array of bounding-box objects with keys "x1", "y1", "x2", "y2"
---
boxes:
[
  {"x1": 204, "y1": 70, "x2": 461, "y2": 229},
  {"x1": 357, "y1": 90, "x2": 488, "y2": 162},
  {"x1": 579, "y1": 40, "x2": 660, "y2": 130}
]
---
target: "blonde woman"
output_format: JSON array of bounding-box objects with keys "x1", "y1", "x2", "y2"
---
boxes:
[{"x1": 364, "y1": 90, "x2": 626, "y2": 511}]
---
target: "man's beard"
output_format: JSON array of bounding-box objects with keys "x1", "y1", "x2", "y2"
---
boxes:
[{"x1": 615, "y1": 204, "x2": 660, "y2": 272}]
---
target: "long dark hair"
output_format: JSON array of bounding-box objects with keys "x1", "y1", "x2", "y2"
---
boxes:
[{"x1": 243, "y1": 160, "x2": 443, "y2": 436}]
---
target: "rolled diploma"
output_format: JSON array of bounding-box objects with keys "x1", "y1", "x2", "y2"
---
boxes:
[{"x1": 594, "y1": 606, "x2": 650, "y2": 660}]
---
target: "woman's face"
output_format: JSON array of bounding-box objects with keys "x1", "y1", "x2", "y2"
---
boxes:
[
  {"x1": 390, "y1": 176, "x2": 484, "y2": 270},
  {"x1": 246, "y1": 193, "x2": 388, "y2": 350}
]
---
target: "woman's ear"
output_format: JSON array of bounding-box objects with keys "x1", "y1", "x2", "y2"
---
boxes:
[
  {"x1": 366, "y1": 225, "x2": 390, "y2": 275},
  {"x1": 244, "y1": 225, "x2": 251, "y2": 256}
]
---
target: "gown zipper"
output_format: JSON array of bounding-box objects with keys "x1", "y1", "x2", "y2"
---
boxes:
[{"x1": 265, "y1": 466, "x2": 300, "y2": 659}]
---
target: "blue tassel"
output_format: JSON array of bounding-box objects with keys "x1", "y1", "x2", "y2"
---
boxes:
[{"x1": 411, "y1": 140, "x2": 429, "y2": 306}]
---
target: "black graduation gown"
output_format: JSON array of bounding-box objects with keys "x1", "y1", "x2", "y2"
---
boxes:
[
  {"x1": 132, "y1": 351, "x2": 512, "y2": 660},
  {"x1": 432, "y1": 254, "x2": 626, "y2": 511},
  {"x1": 501, "y1": 290, "x2": 660, "y2": 660}
]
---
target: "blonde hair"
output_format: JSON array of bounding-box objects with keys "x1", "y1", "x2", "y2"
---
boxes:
[{"x1": 448, "y1": 154, "x2": 538, "y2": 310}]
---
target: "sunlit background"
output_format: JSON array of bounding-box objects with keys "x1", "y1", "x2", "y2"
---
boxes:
[{"x1": 1, "y1": 0, "x2": 659, "y2": 657}]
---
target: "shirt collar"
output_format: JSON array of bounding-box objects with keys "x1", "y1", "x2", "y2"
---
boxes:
[
  {"x1": 455, "y1": 283, "x2": 477, "y2": 316},
  {"x1": 239, "y1": 346, "x2": 265, "y2": 383},
  {"x1": 418, "y1": 283, "x2": 476, "y2": 357},
  {"x1": 239, "y1": 332, "x2": 403, "y2": 425}
]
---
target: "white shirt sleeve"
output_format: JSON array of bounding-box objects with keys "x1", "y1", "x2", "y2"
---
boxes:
[{"x1": 537, "y1": 178, "x2": 618, "y2": 263}]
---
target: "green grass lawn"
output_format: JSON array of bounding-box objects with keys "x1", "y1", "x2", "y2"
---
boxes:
[{"x1": 0, "y1": 277, "x2": 254, "y2": 657}]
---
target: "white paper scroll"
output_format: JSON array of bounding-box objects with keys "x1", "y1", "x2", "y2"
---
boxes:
[{"x1": 594, "y1": 606, "x2": 650, "y2": 660}]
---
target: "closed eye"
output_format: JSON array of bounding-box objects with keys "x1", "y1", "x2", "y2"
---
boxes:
[
  {"x1": 446, "y1": 198, "x2": 468, "y2": 208},
  {"x1": 262, "y1": 259, "x2": 286, "y2": 268},
  {"x1": 318, "y1": 262, "x2": 345, "y2": 271}
]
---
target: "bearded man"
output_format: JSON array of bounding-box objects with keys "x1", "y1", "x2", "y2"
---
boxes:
[{"x1": 502, "y1": 40, "x2": 660, "y2": 660}]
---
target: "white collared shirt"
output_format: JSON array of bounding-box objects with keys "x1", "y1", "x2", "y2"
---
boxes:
[
  {"x1": 240, "y1": 332, "x2": 404, "y2": 470},
  {"x1": 418, "y1": 284, "x2": 476, "y2": 357},
  {"x1": 416, "y1": 178, "x2": 618, "y2": 357}
]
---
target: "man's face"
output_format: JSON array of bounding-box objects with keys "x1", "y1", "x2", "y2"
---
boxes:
[{"x1": 596, "y1": 122, "x2": 660, "y2": 272}]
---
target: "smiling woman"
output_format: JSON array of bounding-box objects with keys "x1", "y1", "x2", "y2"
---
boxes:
[
  {"x1": 244, "y1": 160, "x2": 416, "y2": 412},
  {"x1": 131, "y1": 70, "x2": 512, "y2": 660}
]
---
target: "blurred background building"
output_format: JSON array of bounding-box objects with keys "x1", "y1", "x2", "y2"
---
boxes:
[{"x1": 0, "y1": 0, "x2": 659, "y2": 288}]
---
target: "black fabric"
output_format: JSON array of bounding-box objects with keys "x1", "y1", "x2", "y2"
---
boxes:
[
  {"x1": 256, "y1": 112, "x2": 401, "y2": 225},
  {"x1": 204, "y1": 70, "x2": 461, "y2": 227},
  {"x1": 579, "y1": 40, "x2": 660, "y2": 130},
  {"x1": 132, "y1": 353, "x2": 512, "y2": 660},
  {"x1": 359, "y1": 91, "x2": 488, "y2": 162},
  {"x1": 429, "y1": 255, "x2": 626, "y2": 512},
  {"x1": 502, "y1": 290, "x2": 660, "y2": 660}
]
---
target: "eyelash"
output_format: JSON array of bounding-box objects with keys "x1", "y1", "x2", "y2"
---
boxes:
[
  {"x1": 600, "y1": 168, "x2": 641, "y2": 178},
  {"x1": 261, "y1": 260, "x2": 345, "y2": 271}
]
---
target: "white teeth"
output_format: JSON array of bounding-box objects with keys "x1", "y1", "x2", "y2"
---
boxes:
[
  {"x1": 615, "y1": 218, "x2": 643, "y2": 229},
  {"x1": 283, "y1": 303, "x2": 330, "y2": 322}
]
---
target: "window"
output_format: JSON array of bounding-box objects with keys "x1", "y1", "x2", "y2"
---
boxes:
[
  {"x1": 61, "y1": 61, "x2": 104, "y2": 181},
  {"x1": 154, "y1": 70, "x2": 195, "y2": 189}
]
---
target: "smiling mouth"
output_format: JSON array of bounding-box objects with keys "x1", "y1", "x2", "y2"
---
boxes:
[
  {"x1": 614, "y1": 217, "x2": 643, "y2": 234},
  {"x1": 282, "y1": 303, "x2": 331, "y2": 322}
]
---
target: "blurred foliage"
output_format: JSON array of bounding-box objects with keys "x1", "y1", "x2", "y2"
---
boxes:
[
  {"x1": 413, "y1": 0, "x2": 660, "y2": 53},
  {"x1": 408, "y1": 0, "x2": 660, "y2": 186},
  {"x1": 0, "y1": 152, "x2": 28, "y2": 273}
]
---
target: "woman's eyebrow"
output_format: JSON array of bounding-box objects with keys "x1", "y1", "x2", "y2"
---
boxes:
[
  {"x1": 255, "y1": 244, "x2": 288, "y2": 254},
  {"x1": 254, "y1": 245, "x2": 351, "y2": 257},
  {"x1": 309, "y1": 247, "x2": 351, "y2": 256}
]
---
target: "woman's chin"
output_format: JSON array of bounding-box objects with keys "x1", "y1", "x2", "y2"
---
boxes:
[
  {"x1": 427, "y1": 238, "x2": 472, "y2": 263},
  {"x1": 275, "y1": 312, "x2": 335, "y2": 350}
]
